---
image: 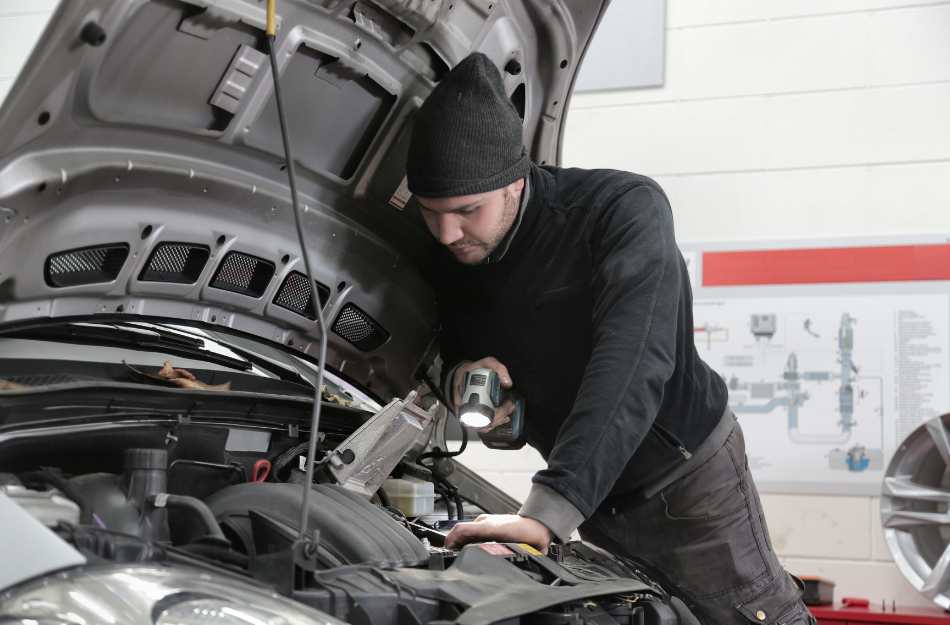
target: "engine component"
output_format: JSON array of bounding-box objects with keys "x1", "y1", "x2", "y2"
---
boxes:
[
  {"x1": 207, "y1": 482, "x2": 428, "y2": 568},
  {"x1": 293, "y1": 543, "x2": 664, "y2": 625},
  {"x1": 168, "y1": 458, "x2": 245, "y2": 500},
  {"x1": 69, "y1": 448, "x2": 169, "y2": 542},
  {"x1": 383, "y1": 477, "x2": 435, "y2": 516},
  {"x1": 326, "y1": 391, "x2": 435, "y2": 497},
  {"x1": 1, "y1": 484, "x2": 79, "y2": 526},
  {"x1": 149, "y1": 493, "x2": 228, "y2": 546},
  {"x1": 881, "y1": 412, "x2": 950, "y2": 608}
]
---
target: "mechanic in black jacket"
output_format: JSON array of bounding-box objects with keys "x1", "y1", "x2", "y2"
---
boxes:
[{"x1": 408, "y1": 53, "x2": 813, "y2": 625}]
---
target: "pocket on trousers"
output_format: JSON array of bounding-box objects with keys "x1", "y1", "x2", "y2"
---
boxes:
[
  {"x1": 660, "y1": 433, "x2": 746, "y2": 521},
  {"x1": 736, "y1": 574, "x2": 812, "y2": 625},
  {"x1": 661, "y1": 432, "x2": 772, "y2": 599}
]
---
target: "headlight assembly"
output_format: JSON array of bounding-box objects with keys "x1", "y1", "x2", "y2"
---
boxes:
[{"x1": 0, "y1": 564, "x2": 342, "y2": 625}]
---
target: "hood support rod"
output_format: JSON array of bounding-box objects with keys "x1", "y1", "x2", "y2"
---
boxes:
[{"x1": 266, "y1": 0, "x2": 329, "y2": 547}]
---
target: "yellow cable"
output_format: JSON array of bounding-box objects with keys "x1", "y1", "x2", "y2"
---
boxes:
[{"x1": 266, "y1": 0, "x2": 277, "y2": 37}]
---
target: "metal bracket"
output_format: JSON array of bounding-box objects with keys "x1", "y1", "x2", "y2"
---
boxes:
[{"x1": 327, "y1": 391, "x2": 435, "y2": 496}]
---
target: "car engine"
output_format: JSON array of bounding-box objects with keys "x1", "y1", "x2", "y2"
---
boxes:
[{"x1": 0, "y1": 393, "x2": 698, "y2": 625}]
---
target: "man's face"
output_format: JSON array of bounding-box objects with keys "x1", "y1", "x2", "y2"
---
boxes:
[{"x1": 417, "y1": 178, "x2": 525, "y2": 265}]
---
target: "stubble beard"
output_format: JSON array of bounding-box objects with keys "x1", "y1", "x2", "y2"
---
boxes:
[{"x1": 449, "y1": 189, "x2": 519, "y2": 265}]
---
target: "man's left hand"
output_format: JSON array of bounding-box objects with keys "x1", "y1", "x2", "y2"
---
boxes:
[{"x1": 444, "y1": 514, "x2": 552, "y2": 554}]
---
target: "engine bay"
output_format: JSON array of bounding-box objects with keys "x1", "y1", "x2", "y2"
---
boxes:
[{"x1": 0, "y1": 390, "x2": 695, "y2": 625}]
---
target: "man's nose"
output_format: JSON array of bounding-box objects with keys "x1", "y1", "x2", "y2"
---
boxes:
[{"x1": 436, "y1": 215, "x2": 464, "y2": 246}]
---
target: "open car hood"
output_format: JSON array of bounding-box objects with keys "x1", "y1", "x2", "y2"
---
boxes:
[{"x1": 0, "y1": 0, "x2": 608, "y2": 398}]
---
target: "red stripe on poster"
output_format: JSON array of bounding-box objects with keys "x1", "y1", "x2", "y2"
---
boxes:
[{"x1": 702, "y1": 244, "x2": 950, "y2": 286}]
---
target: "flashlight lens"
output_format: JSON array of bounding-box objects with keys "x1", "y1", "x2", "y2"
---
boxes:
[{"x1": 460, "y1": 411, "x2": 491, "y2": 428}]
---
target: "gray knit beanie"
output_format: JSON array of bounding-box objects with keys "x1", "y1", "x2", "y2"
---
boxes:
[{"x1": 407, "y1": 52, "x2": 529, "y2": 198}]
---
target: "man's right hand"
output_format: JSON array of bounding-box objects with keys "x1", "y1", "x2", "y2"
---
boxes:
[{"x1": 452, "y1": 357, "x2": 514, "y2": 432}]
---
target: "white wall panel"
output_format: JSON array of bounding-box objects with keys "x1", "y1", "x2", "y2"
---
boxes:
[
  {"x1": 575, "y1": 14, "x2": 867, "y2": 107},
  {"x1": 458, "y1": 442, "x2": 545, "y2": 475},
  {"x1": 759, "y1": 494, "x2": 872, "y2": 559},
  {"x1": 0, "y1": 78, "x2": 12, "y2": 107},
  {"x1": 0, "y1": 1, "x2": 59, "y2": 17},
  {"x1": 573, "y1": 5, "x2": 950, "y2": 110},
  {"x1": 654, "y1": 161, "x2": 950, "y2": 242},
  {"x1": 0, "y1": 12, "x2": 55, "y2": 81},
  {"x1": 565, "y1": 83, "x2": 950, "y2": 176},
  {"x1": 667, "y1": 0, "x2": 950, "y2": 29},
  {"x1": 471, "y1": 471, "x2": 534, "y2": 503},
  {"x1": 869, "y1": 5, "x2": 950, "y2": 84}
]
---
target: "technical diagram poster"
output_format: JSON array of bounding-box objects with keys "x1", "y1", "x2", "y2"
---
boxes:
[
  {"x1": 693, "y1": 295, "x2": 948, "y2": 492},
  {"x1": 685, "y1": 240, "x2": 950, "y2": 494}
]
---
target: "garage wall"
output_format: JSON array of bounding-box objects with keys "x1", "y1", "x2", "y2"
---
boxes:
[
  {"x1": 558, "y1": 0, "x2": 948, "y2": 609},
  {"x1": 2, "y1": 0, "x2": 942, "y2": 610},
  {"x1": 0, "y1": 2, "x2": 58, "y2": 105}
]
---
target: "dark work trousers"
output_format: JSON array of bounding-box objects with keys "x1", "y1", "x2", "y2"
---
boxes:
[{"x1": 579, "y1": 414, "x2": 815, "y2": 625}]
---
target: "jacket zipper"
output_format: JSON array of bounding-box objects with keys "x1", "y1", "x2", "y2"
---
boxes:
[{"x1": 652, "y1": 423, "x2": 693, "y2": 460}]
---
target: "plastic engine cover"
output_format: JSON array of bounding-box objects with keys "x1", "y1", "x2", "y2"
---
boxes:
[{"x1": 207, "y1": 483, "x2": 428, "y2": 568}]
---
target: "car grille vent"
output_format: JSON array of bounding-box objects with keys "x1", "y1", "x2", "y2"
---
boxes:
[
  {"x1": 45, "y1": 244, "x2": 129, "y2": 288},
  {"x1": 210, "y1": 251, "x2": 275, "y2": 298},
  {"x1": 274, "y1": 271, "x2": 331, "y2": 319},
  {"x1": 332, "y1": 303, "x2": 390, "y2": 351},
  {"x1": 139, "y1": 243, "x2": 210, "y2": 284}
]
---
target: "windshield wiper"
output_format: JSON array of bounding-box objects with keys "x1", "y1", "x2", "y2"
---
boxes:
[{"x1": 0, "y1": 322, "x2": 252, "y2": 372}]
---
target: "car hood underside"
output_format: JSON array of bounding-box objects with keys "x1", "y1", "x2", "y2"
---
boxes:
[{"x1": 0, "y1": 0, "x2": 608, "y2": 398}]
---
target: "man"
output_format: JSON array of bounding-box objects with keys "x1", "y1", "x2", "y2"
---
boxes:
[{"x1": 407, "y1": 53, "x2": 812, "y2": 625}]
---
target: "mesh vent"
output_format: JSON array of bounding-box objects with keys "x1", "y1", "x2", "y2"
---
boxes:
[
  {"x1": 210, "y1": 251, "x2": 275, "y2": 298},
  {"x1": 332, "y1": 303, "x2": 390, "y2": 351},
  {"x1": 274, "y1": 271, "x2": 331, "y2": 319},
  {"x1": 140, "y1": 243, "x2": 210, "y2": 283},
  {"x1": 45, "y1": 244, "x2": 129, "y2": 287}
]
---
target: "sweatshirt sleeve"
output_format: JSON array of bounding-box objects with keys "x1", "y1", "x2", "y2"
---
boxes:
[{"x1": 520, "y1": 182, "x2": 681, "y2": 530}]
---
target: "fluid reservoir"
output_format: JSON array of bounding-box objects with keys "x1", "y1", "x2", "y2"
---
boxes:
[{"x1": 382, "y1": 477, "x2": 435, "y2": 516}]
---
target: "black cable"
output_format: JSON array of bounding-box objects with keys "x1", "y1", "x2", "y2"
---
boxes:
[
  {"x1": 376, "y1": 485, "x2": 392, "y2": 508},
  {"x1": 415, "y1": 370, "x2": 468, "y2": 461},
  {"x1": 432, "y1": 479, "x2": 456, "y2": 520},
  {"x1": 417, "y1": 422, "x2": 467, "y2": 462},
  {"x1": 267, "y1": 31, "x2": 329, "y2": 540},
  {"x1": 454, "y1": 491, "x2": 465, "y2": 521},
  {"x1": 418, "y1": 369, "x2": 451, "y2": 412}
]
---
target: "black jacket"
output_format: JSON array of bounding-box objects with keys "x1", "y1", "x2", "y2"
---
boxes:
[{"x1": 433, "y1": 164, "x2": 728, "y2": 527}]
